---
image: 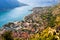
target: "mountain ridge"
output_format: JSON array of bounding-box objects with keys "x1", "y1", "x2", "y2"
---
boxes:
[{"x1": 0, "y1": 0, "x2": 27, "y2": 11}]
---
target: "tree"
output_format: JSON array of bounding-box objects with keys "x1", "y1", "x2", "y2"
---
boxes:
[{"x1": 2, "y1": 31, "x2": 13, "y2": 40}]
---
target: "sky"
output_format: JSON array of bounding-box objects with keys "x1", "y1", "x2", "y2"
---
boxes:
[{"x1": 18, "y1": 0, "x2": 60, "y2": 7}]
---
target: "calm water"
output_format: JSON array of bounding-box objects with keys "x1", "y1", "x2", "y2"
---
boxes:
[{"x1": 0, "y1": 6, "x2": 33, "y2": 27}]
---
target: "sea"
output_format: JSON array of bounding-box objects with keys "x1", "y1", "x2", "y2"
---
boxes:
[{"x1": 0, "y1": 6, "x2": 33, "y2": 27}]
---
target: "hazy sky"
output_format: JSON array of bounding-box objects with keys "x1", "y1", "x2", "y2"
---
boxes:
[{"x1": 18, "y1": 0, "x2": 60, "y2": 7}]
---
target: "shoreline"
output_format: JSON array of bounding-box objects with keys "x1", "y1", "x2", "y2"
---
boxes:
[{"x1": 0, "y1": 4, "x2": 60, "y2": 40}]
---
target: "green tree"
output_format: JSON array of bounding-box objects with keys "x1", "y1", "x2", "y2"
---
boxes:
[{"x1": 2, "y1": 31, "x2": 13, "y2": 40}]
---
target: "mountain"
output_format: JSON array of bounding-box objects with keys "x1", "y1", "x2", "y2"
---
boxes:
[{"x1": 0, "y1": 0, "x2": 27, "y2": 11}]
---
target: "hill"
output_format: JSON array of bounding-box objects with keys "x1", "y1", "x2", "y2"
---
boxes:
[
  {"x1": 0, "y1": 0, "x2": 27, "y2": 11},
  {"x1": 0, "y1": 4, "x2": 60, "y2": 40}
]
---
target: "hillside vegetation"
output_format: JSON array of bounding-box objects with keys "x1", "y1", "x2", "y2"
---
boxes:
[{"x1": 0, "y1": 4, "x2": 60, "y2": 40}]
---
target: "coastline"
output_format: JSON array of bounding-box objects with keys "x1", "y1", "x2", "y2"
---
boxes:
[
  {"x1": 0, "y1": 4, "x2": 60, "y2": 40},
  {"x1": 0, "y1": 6, "x2": 33, "y2": 27}
]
